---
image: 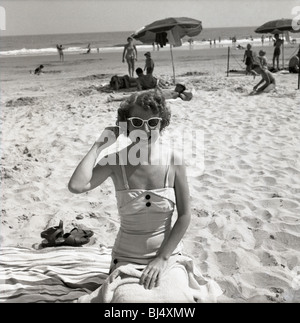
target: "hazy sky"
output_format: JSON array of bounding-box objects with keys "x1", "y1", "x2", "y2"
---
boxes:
[{"x1": 0, "y1": 0, "x2": 299, "y2": 36}]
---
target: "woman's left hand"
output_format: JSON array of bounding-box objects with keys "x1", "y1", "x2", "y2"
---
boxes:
[{"x1": 139, "y1": 257, "x2": 168, "y2": 289}]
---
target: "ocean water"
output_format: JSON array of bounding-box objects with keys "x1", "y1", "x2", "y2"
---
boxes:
[{"x1": 0, "y1": 26, "x2": 298, "y2": 57}]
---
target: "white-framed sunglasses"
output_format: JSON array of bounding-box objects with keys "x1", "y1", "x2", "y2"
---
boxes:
[{"x1": 127, "y1": 117, "x2": 162, "y2": 129}]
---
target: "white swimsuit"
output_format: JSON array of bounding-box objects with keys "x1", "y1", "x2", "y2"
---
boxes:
[{"x1": 111, "y1": 160, "x2": 181, "y2": 267}]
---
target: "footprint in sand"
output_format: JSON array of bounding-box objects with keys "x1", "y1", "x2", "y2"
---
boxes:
[
  {"x1": 262, "y1": 176, "x2": 277, "y2": 186},
  {"x1": 258, "y1": 198, "x2": 299, "y2": 209},
  {"x1": 243, "y1": 216, "x2": 263, "y2": 229},
  {"x1": 215, "y1": 251, "x2": 239, "y2": 276},
  {"x1": 215, "y1": 202, "x2": 246, "y2": 210},
  {"x1": 256, "y1": 251, "x2": 279, "y2": 266},
  {"x1": 226, "y1": 175, "x2": 244, "y2": 184},
  {"x1": 274, "y1": 232, "x2": 300, "y2": 251},
  {"x1": 258, "y1": 210, "x2": 273, "y2": 221}
]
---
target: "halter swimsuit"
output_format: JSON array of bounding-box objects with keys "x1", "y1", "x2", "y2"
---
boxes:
[{"x1": 111, "y1": 154, "x2": 181, "y2": 266}]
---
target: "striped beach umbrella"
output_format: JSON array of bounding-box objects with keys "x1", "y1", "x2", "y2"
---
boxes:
[{"x1": 132, "y1": 17, "x2": 202, "y2": 83}]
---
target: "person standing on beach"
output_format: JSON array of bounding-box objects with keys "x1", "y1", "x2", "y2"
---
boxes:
[
  {"x1": 243, "y1": 44, "x2": 254, "y2": 75},
  {"x1": 122, "y1": 37, "x2": 138, "y2": 77},
  {"x1": 272, "y1": 34, "x2": 283, "y2": 70},
  {"x1": 144, "y1": 52, "x2": 154, "y2": 75},
  {"x1": 56, "y1": 44, "x2": 64, "y2": 62},
  {"x1": 86, "y1": 43, "x2": 91, "y2": 54}
]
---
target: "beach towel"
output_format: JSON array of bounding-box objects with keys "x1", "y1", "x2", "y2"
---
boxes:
[
  {"x1": 77, "y1": 255, "x2": 223, "y2": 303},
  {"x1": 1, "y1": 247, "x2": 222, "y2": 303},
  {"x1": 0, "y1": 246, "x2": 111, "y2": 303}
]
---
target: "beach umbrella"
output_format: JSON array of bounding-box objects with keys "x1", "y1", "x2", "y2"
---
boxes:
[
  {"x1": 255, "y1": 18, "x2": 300, "y2": 89},
  {"x1": 254, "y1": 18, "x2": 300, "y2": 34},
  {"x1": 255, "y1": 19, "x2": 300, "y2": 65},
  {"x1": 132, "y1": 17, "x2": 202, "y2": 83}
]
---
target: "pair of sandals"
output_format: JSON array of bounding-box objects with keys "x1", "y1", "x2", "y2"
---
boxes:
[{"x1": 40, "y1": 220, "x2": 94, "y2": 248}]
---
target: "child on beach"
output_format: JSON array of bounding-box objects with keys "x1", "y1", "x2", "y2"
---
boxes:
[
  {"x1": 122, "y1": 37, "x2": 138, "y2": 77},
  {"x1": 33, "y1": 65, "x2": 44, "y2": 75},
  {"x1": 68, "y1": 91, "x2": 216, "y2": 302},
  {"x1": 243, "y1": 44, "x2": 254, "y2": 75},
  {"x1": 251, "y1": 63, "x2": 276, "y2": 94},
  {"x1": 272, "y1": 34, "x2": 283, "y2": 70},
  {"x1": 144, "y1": 51, "x2": 155, "y2": 74},
  {"x1": 258, "y1": 50, "x2": 268, "y2": 70}
]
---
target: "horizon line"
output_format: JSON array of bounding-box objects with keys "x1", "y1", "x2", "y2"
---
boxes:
[{"x1": 0, "y1": 25, "x2": 261, "y2": 38}]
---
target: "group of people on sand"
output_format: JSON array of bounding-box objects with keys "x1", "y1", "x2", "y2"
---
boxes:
[
  {"x1": 122, "y1": 36, "x2": 155, "y2": 77},
  {"x1": 119, "y1": 36, "x2": 193, "y2": 101},
  {"x1": 243, "y1": 34, "x2": 299, "y2": 72},
  {"x1": 35, "y1": 30, "x2": 300, "y2": 304},
  {"x1": 242, "y1": 34, "x2": 300, "y2": 94},
  {"x1": 243, "y1": 34, "x2": 283, "y2": 74}
]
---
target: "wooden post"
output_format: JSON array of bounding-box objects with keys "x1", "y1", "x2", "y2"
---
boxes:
[
  {"x1": 227, "y1": 46, "x2": 230, "y2": 77},
  {"x1": 298, "y1": 64, "x2": 300, "y2": 90},
  {"x1": 282, "y1": 32, "x2": 284, "y2": 69},
  {"x1": 170, "y1": 44, "x2": 176, "y2": 84}
]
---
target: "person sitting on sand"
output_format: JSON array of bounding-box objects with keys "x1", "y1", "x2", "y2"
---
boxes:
[
  {"x1": 251, "y1": 63, "x2": 276, "y2": 94},
  {"x1": 135, "y1": 67, "x2": 158, "y2": 90},
  {"x1": 288, "y1": 53, "x2": 299, "y2": 74},
  {"x1": 69, "y1": 91, "x2": 219, "y2": 303},
  {"x1": 34, "y1": 65, "x2": 44, "y2": 75}
]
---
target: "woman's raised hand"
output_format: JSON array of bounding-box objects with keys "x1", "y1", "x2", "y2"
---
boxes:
[{"x1": 95, "y1": 126, "x2": 120, "y2": 150}]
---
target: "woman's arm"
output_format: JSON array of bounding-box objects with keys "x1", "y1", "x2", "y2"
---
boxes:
[
  {"x1": 139, "y1": 162, "x2": 191, "y2": 289},
  {"x1": 156, "y1": 164, "x2": 191, "y2": 260},
  {"x1": 68, "y1": 127, "x2": 118, "y2": 194}
]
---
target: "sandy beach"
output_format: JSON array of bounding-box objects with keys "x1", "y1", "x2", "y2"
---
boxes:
[{"x1": 1, "y1": 42, "x2": 300, "y2": 303}]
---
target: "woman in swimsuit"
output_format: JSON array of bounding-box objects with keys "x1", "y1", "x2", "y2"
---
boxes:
[
  {"x1": 122, "y1": 37, "x2": 138, "y2": 77},
  {"x1": 68, "y1": 91, "x2": 205, "y2": 301}
]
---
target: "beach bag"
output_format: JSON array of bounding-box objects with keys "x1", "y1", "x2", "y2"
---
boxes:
[{"x1": 110, "y1": 75, "x2": 130, "y2": 90}]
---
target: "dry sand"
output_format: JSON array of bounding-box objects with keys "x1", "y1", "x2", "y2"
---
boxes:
[{"x1": 1, "y1": 43, "x2": 300, "y2": 302}]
